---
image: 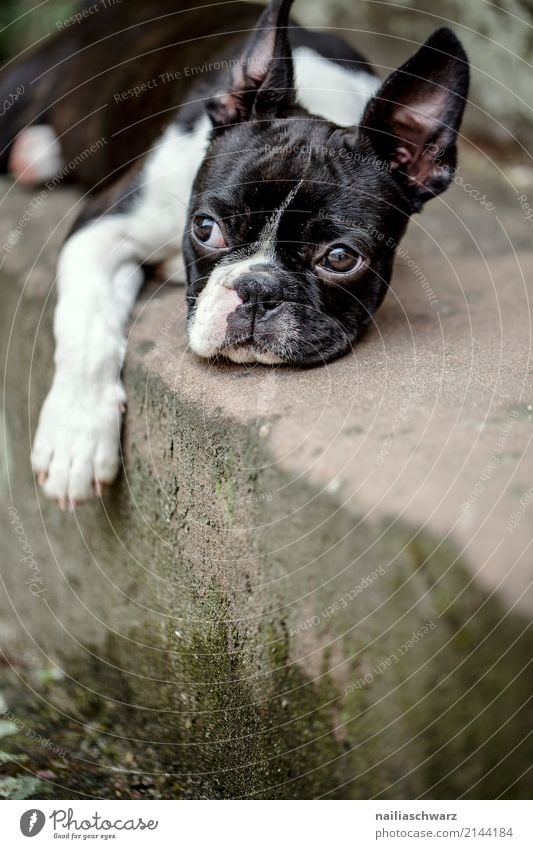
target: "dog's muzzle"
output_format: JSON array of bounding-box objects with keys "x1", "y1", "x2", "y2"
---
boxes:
[{"x1": 188, "y1": 261, "x2": 294, "y2": 363}]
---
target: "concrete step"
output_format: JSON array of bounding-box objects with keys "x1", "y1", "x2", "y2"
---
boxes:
[{"x1": 1, "y1": 154, "x2": 532, "y2": 798}]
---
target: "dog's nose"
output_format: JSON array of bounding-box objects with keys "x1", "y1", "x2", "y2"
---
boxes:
[{"x1": 233, "y1": 266, "x2": 284, "y2": 311}]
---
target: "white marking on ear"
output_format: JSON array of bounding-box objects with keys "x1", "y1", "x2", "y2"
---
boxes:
[{"x1": 293, "y1": 47, "x2": 380, "y2": 127}]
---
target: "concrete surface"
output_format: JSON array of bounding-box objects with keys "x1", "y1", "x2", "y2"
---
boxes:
[{"x1": 0, "y1": 147, "x2": 532, "y2": 799}]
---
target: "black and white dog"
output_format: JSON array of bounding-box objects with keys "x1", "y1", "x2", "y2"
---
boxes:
[{"x1": 7, "y1": 0, "x2": 469, "y2": 506}]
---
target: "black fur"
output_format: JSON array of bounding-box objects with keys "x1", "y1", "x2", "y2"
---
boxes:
[
  {"x1": 183, "y1": 1, "x2": 469, "y2": 366},
  {"x1": 1, "y1": 0, "x2": 469, "y2": 368}
]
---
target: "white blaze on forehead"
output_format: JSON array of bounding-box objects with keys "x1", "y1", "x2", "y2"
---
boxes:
[
  {"x1": 188, "y1": 181, "x2": 304, "y2": 360},
  {"x1": 256, "y1": 178, "x2": 304, "y2": 253}
]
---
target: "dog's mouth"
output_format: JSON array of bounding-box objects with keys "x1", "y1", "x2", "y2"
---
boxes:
[
  {"x1": 188, "y1": 287, "x2": 293, "y2": 364},
  {"x1": 220, "y1": 303, "x2": 289, "y2": 363}
]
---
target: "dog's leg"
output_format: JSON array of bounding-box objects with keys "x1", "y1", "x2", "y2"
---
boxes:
[
  {"x1": 31, "y1": 217, "x2": 144, "y2": 507},
  {"x1": 32, "y1": 116, "x2": 209, "y2": 506}
]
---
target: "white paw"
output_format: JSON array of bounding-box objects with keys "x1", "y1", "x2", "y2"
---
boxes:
[{"x1": 31, "y1": 380, "x2": 126, "y2": 508}]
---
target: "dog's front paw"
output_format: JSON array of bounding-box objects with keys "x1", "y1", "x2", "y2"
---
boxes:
[{"x1": 31, "y1": 380, "x2": 126, "y2": 508}]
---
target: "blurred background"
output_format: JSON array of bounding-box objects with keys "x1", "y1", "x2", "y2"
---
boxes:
[
  {"x1": 298, "y1": 0, "x2": 533, "y2": 157},
  {"x1": 2, "y1": 0, "x2": 532, "y2": 157}
]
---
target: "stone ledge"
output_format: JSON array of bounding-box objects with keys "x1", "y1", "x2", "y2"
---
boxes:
[{"x1": 1, "y1": 164, "x2": 532, "y2": 798}]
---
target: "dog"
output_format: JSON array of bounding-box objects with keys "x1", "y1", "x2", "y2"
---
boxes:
[{"x1": 3, "y1": 0, "x2": 469, "y2": 506}]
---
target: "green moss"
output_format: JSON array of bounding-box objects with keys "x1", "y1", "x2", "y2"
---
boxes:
[{"x1": 2, "y1": 369, "x2": 532, "y2": 799}]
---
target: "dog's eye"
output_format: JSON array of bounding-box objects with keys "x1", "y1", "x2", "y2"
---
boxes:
[
  {"x1": 322, "y1": 245, "x2": 362, "y2": 273},
  {"x1": 192, "y1": 216, "x2": 227, "y2": 249}
]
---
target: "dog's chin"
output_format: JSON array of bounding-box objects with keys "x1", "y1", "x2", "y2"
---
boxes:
[
  {"x1": 188, "y1": 328, "x2": 287, "y2": 364},
  {"x1": 221, "y1": 345, "x2": 285, "y2": 365}
]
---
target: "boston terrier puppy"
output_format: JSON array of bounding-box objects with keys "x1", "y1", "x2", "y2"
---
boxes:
[{"x1": 24, "y1": 0, "x2": 468, "y2": 506}]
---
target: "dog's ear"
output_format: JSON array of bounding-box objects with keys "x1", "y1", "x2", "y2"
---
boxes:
[
  {"x1": 361, "y1": 28, "x2": 469, "y2": 210},
  {"x1": 207, "y1": 0, "x2": 295, "y2": 127}
]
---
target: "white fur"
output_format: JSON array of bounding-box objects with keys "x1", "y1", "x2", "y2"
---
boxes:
[
  {"x1": 189, "y1": 275, "x2": 244, "y2": 358},
  {"x1": 130, "y1": 114, "x2": 212, "y2": 275},
  {"x1": 224, "y1": 346, "x2": 283, "y2": 365},
  {"x1": 32, "y1": 219, "x2": 144, "y2": 506},
  {"x1": 32, "y1": 119, "x2": 211, "y2": 504},
  {"x1": 189, "y1": 252, "x2": 272, "y2": 360},
  {"x1": 9, "y1": 125, "x2": 63, "y2": 186},
  {"x1": 188, "y1": 184, "x2": 304, "y2": 361},
  {"x1": 293, "y1": 47, "x2": 379, "y2": 127},
  {"x1": 33, "y1": 50, "x2": 379, "y2": 502}
]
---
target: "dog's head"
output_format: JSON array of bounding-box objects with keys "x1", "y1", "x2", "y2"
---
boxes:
[{"x1": 184, "y1": 0, "x2": 469, "y2": 366}]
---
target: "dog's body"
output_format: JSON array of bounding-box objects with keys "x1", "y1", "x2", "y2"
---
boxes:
[{"x1": 3, "y1": 0, "x2": 469, "y2": 506}]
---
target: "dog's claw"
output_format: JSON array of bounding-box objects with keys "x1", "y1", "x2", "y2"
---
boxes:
[
  {"x1": 68, "y1": 496, "x2": 85, "y2": 511},
  {"x1": 31, "y1": 380, "x2": 123, "y2": 506},
  {"x1": 94, "y1": 480, "x2": 108, "y2": 498}
]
